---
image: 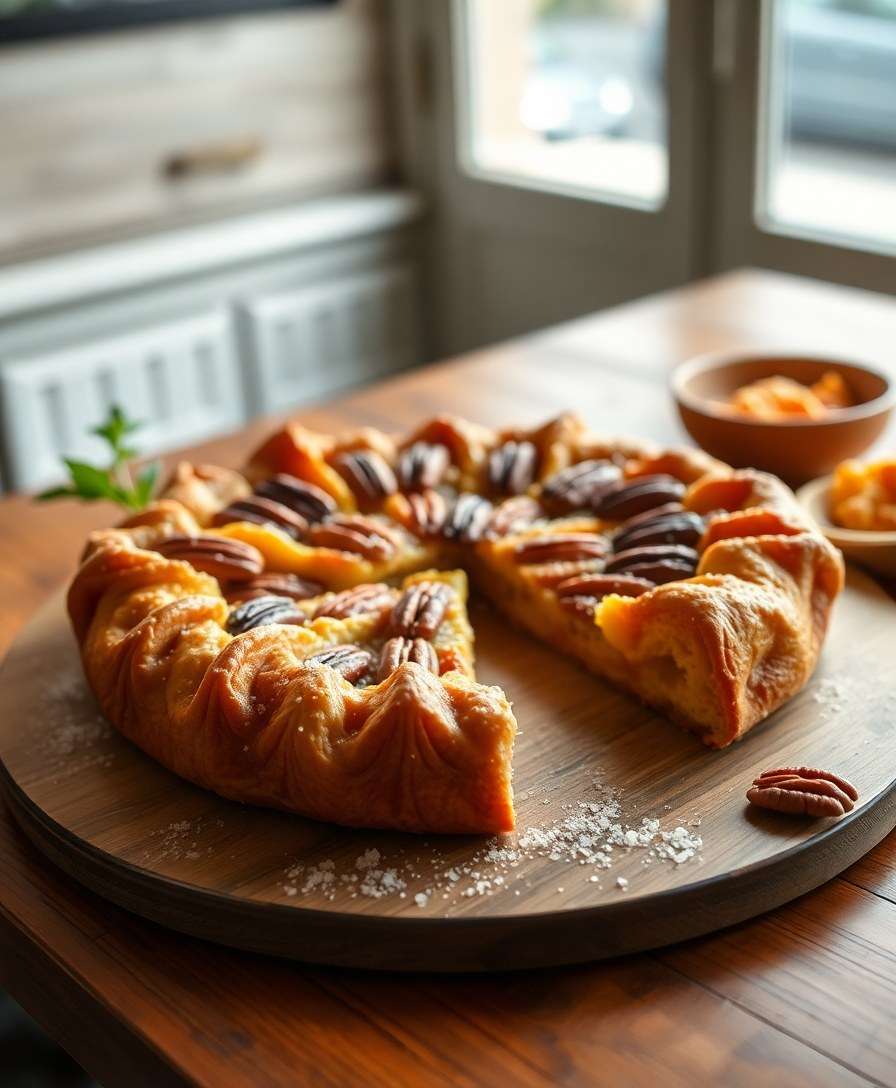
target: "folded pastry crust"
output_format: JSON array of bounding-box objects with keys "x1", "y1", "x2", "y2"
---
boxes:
[
  {"x1": 69, "y1": 541, "x2": 516, "y2": 834},
  {"x1": 473, "y1": 467, "x2": 843, "y2": 747},
  {"x1": 66, "y1": 412, "x2": 844, "y2": 833}
]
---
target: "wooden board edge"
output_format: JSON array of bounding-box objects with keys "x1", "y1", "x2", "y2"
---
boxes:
[{"x1": 5, "y1": 755, "x2": 896, "y2": 973}]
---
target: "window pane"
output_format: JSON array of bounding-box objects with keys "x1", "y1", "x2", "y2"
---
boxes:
[
  {"x1": 460, "y1": 0, "x2": 668, "y2": 208},
  {"x1": 759, "y1": 0, "x2": 896, "y2": 252}
]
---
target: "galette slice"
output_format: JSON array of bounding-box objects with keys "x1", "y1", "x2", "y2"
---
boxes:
[
  {"x1": 474, "y1": 466, "x2": 843, "y2": 748},
  {"x1": 69, "y1": 521, "x2": 517, "y2": 833}
]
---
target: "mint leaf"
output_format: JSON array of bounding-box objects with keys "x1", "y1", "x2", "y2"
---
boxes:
[
  {"x1": 37, "y1": 405, "x2": 156, "y2": 512},
  {"x1": 133, "y1": 460, "x2": 160, "y2": 508},
  {"x1": 63, "y1": 459, "x2": 118, "y2": 499},
  {"x1": 92, "y1": 404, "x2": 139, "y2": 445},
  {"x1": 92, "y1": 404, "x2": 142, "y2": 467},
  {"x1": 36, "y1": 485, "x2": 79, "y2": 501}
]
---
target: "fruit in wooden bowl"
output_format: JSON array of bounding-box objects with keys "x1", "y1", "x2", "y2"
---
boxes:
[
  {"x1": 797, "y1": 461, "x2": 896, "y2": 577},
  {"x1": 672, "y1": 352, "x2": 894, "y2": 485}
]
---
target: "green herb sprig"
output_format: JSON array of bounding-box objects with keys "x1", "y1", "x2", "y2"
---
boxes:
[{"x1": 38, "y1": 405, "x2": 160, "y2": 512}]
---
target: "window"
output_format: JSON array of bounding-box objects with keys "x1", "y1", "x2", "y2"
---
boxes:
[
  {"x1": 458, "y1": 0, "x2": 669, "y2": 208},
  {"x1": 758, "y1": 0, "x2": 896, "y2": 254}
]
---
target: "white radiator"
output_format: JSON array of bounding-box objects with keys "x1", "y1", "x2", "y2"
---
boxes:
[
  {"x1": 0, "y1": 308, "x2": 244, "y2": 491},
  {"x1": 240, "y1": 262, "x2": 421, "y2": 414}
]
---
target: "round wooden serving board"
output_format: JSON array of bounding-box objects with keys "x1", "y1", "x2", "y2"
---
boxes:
[{"x1": 1, "y1": 570, "x2": 895, "y2": 972}]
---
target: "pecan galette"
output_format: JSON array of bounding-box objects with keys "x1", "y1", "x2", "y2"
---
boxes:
[{"x1": 67, "y1": 413, "x2": 844, "y2": 833}]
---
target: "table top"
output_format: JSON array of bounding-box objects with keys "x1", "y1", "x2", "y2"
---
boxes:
[{"x1": 2, "y1": 268, "x2": 896, "y2": 1088}]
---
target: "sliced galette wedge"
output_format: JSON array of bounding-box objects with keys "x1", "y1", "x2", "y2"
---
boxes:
[
  {"x1": 474, "y1": 465, "x2": 842, "y2": 747},
  {"x1": 68, "y1": 521, "x2": 516, "y2": 833}
]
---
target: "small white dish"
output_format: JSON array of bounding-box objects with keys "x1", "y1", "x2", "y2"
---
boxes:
[{"x1": 797, "y1": 475, "x2": 896, "y2": 577}]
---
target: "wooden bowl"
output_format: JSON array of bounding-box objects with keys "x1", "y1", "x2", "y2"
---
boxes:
[
  {"x1": 797, "y1": 474, "x2": 896, "y2": 577},
  {"x1": 672, "y1": 352, "x2": 894, "y2": 485}
]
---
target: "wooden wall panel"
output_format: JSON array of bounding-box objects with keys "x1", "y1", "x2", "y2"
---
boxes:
[{"x1": 0, "y1": 0, "x2": 394, "y2": 262}]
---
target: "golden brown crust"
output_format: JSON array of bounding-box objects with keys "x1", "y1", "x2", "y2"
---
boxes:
[
  {"x1": 629, "y1": 447, "x2": 730, "y2": 485},
  {"x1": 573, "y1": 432, "x2": 659, "y2": 467},
  {"x1": 245, "y1": 423, "x2": 358, "y2": 511},
  {"x1": 473, "y1": 455, "x2": 842, "y2": 747},
  {"x1": 330, "y1": 426, "x2": 399, "y2": 464},
  {"x1": 596, "y1": 469, "x2": 843, "y2": 745},
  {"x1": 160, "y1": 462, "x2": 251, "y2": 525},
  {"x1": 494, "y1": 411, "x2": 591, "y2": 483},
  {"x1": 68, "y1": 527, "x2": 516, "y2": 834}
]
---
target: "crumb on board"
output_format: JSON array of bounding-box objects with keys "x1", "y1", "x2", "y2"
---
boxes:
[{"x1": 278, "y1": 784, "x2": 704, "y2": 908}]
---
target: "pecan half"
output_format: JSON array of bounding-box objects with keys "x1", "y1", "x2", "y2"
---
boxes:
[
  {"x1": 487, "y1": 440, "x2": 538, "y2": 495},
  {"x1": 591, "y1": 474, "x2": 686, "y2": 519},
  {"x1": 613, "y1": 501, "x2": 684, "y2": 533},
  {"x1": 387, "y1": 582, "x2": 453, "y2": 639},
  {"x1": 403, "y1": 489, "x2": 449, "y2": 538},
  {"x1": 487, "y1": 495, "x2": 542, "y2": 538},
  {"x1": 377, "y1": 636, "x2": 440, "y2": 681},
  {"x1": 305, "y1": 644, "x2": 373, "y2": 684},
  {"x1": 226, "y1": 595, "x2": 307, "y2": 635},
  {"x1": 555, "y1": 572, "x2": 655, "y2": 599},
  {"x1": 613, "y1": 511, "x2": 704, "y2": 552},
  {"x1": 333, "y1": 450, "x2": 398, "y2": 501},
  {"x1": 313, "y1": 584, "x2": 397, "y2": 620},
  {"x1": 308, "y1": 515, "x2": 401, "y2": 562},
  {"x1": 555, "y1": 572, "x2": 654, "y2": 619},
  {"x1": 605, "y1": 543, "x2": 699, "y2": 575},
  {"x1": 747, "y1": 767, "x2": 858, "y2": 818},
  {"x1": 514, "y1": 533, "x2": 608, "y2": 566},
  {"x1": 611, "y1": 560, "x2": 694, "y2": 584},
  {"x1": 397, "y1": 442, "x2": 450, "y2": 492},
  {"x1": 155, "y1": 535, "x2": 263, "y2": 582},
  {"x1": 225, "y1": 572, "x2": 324, "y2": 603},
  {"x1": 443, "y1": 493, "x2": 494, "y2": 542},
  {"x1": 541, "y1": 459, "x2": 622, "y2": 512},
  {"x1": 254, "y1": 474, "x2": 337, "y2": 523},
  {"x1": 211, "y1": 495, "x2": 309, "y2": 539}
]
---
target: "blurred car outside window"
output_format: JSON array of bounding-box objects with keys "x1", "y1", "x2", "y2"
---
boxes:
[{"x1": 460, "y1": 0, "x2": 669, "y2": 208}]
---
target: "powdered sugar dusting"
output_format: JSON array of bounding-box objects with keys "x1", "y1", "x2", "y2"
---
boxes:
[
  {"x1": 279, "y1": 781, "x2": 703, "y2": 909},
  {"x1": 37, "y1": 668, "x2": 115, "y2": 777},
  {"x1": 811, "y1": 676, "x2": 855, "y2": 718},
  {"x1": 515, "y1": 799, "x2": 701, "y2": 870},
  {"x1": 282, "y1": 849, "x2": 409, "y2": 901},
  {"x1": 143, "y1": 816, "x2": 225, "y2": 862}
]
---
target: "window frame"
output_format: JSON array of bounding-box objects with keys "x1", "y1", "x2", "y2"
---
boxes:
[
  {"x1": 452, "y1": 0, "x2": 671, "y2": 214},
  {"x1": 388, "y1": 0, "x2": 712, "y2": 357},
  {"x1": 710, "y1": 0, "x2": 896, "y2": 292}
]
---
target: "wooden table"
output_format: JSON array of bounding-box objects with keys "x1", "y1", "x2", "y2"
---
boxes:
[{"x1": 2, "y1": 269, "x2": 895, "y2": 1087}]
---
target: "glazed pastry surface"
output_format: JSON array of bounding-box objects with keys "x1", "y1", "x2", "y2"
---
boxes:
[{"x1": 67, "y1": 413, "x2": 844, "y2": 831}]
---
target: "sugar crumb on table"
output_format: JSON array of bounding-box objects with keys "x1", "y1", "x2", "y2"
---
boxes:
[{"x1": 278, "y1": 783, "x2": 704, "y2": 908}]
